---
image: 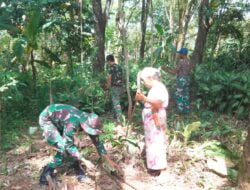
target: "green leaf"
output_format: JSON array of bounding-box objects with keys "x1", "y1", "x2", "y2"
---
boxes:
[
  {"x1": 201, "y1": 85, "x2": 209, "y2": 91},
  {"x1": 233, "y1": 94, "x2": 243, "y2": 99},
  {"x1": 204, "y1": 141, "x2": 238, "y2": 160},
  {"x1": 154, "y1": 47, "x2": 163, "y2": 59},
  {"x1": 43, "y1": 47, "x2": 62, "y2": 63},
  {"x1": 167, "y1": 43, "x2": 176, "y2": 52},
  {"x1": 24, "y1": 8, "x2": 41, "y2": 46},
  {"x1": 231, "y1": 83, "x2": 246, "y2": 92},
  {"x1": 211, "y1": 84, "x2": 223, "y2": 92},
  {"x1": 219, "y1": 102, "x2": 227, "y2": 111},
  {"x1": 210, "y1": 0, "x2": 220, "y2": 9},
  {"x1": 42, "y1": 20, "x2": 57, "y2": 30},
  {"x1": 183, "y1": 121, "x2": 201, "y2": 144},
  {"x1": 231, "y1": 101, "x2": 240, "y2": 108},
  {"x1": 34, "y1": 60, "x2": 51, "y2": 68},
  {"x1": 243, "y1": 98, "x2": 249, "y2": 104},
  {"x1": 12, "y1": 38, "x2": 27, "y2": 57},
  {"x1": 155, "y1": 24, "x2": 164, "y2": 35},
  {"x1": 227, "y1": 168, "x2": 238, "y2": 183},
  {"x1": 119, "y1": 137, "x2": 139, "y2": 148},
  {"x1": 236, "y1": 106, "x2": 244, "y2": 116}
]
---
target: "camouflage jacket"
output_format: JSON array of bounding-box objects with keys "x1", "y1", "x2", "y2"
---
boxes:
[
  {"x1": 108, "y1": 64, "x2": 123, "y2": 87},
  {"x1": 39, "y1": 104, "x2": 106, "y2": 158}
]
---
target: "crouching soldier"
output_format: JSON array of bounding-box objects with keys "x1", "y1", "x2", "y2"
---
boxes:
[{"x1": 39, "y1": 104, "x2": 120, "y2": 185}]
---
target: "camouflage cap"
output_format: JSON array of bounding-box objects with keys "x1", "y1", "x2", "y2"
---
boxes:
[{"x1": 80, "y1": 113, "x2": 102, "y2": 135}]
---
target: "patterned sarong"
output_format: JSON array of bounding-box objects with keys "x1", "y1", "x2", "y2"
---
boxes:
[
  {"x1": 142, "y1": 108, "x2": 167, "y2": 170},
  {"x1": 174, "y1": 76, "x2": 190, "y2": 114}
]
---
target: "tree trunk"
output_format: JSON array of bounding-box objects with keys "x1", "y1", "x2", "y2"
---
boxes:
[
  {"x1": 140, "y1": 0, "x2": 151, "y2": 60},
  {"x1": 149, "y1": 0, "x2": 154, "y2": 65},
  {"x1": 116, "y1": 0, "x2": 133, "y2": 120},
  {"x1": 237, "y1": 126, "x2": 250, "y2": 190},
  {"x1": 165, "y1": 1, "x2": 174, "y2": 33},
  {"x1": 67, "y1": 50, "x2": 74, "y2": 76},
  {"x1": 176, "y1": 0, "x2": 185, "y2": 50},
  {"x1": 92, "y1": 0, "x2": 111, "y2": 72},
  {"x1": 165, "y1": 0, "x2": 196, "y2": 64},
  {"x1": 49, "y1": 80, "x2": 53, "y2": 105},
  {"x1": 80, "y1": 0, "x2": 83, "y2": 65},
  {"x1": 164, "y1": 0, "x2": 175, "y2": 64},
  {"x1": 30, "y1": 50, "x2": 37, "y2": 82},
  {"x1": 176, "y1": 0, "x2": 196, "y2": 49},
  {"x1": 210, "y1": 33, "x2": 221, "y2": 58},
  {"x1": 191, "y1": 0, "x2": 210, "y2": 65}
]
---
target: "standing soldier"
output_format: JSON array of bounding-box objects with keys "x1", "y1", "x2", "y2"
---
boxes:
[
  {"x1": 39, "y1": 104, "x2": 121, "y2": 185},
  {"x1": 106, "y1": 54, "x2": 124, "y2": 122},
  {"x1": 162, "y1": 48, "x2": 193, "y2": 114}
]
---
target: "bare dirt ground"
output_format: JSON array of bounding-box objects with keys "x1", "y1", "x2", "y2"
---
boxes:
[{"x1": 0, "y1": 128, "x2": 235, "y2": 190}]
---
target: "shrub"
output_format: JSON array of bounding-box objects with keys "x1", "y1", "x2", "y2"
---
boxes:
[{"x1": 194, "y1": 63, "x2": 250, "y2": 118}]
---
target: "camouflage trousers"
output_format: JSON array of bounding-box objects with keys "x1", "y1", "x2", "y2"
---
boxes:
[
  {"x1": 40, "y1": 124, "x2": 82, "y2": 168},
  {"x1": 40, "y1": 124, "x2": 106, "y2": 169},
  {"x1": 111, "y1": 86, "x2": 123, "y2": 121},
  {"x1": 174, "y1": 76, "x2": 190, "y2": 114}
]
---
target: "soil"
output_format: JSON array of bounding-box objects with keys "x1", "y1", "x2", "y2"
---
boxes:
[{"x1": 0, "y1": 129, "x2": 235, "y2": 190}]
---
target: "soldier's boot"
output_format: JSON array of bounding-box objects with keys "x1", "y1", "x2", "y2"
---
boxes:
[
  {"x1": 73, "y1": 161, "x2": 86, "y2": 183},
  {"x1": 39, "y1": 166, "x2": 55, "y2": 185}
]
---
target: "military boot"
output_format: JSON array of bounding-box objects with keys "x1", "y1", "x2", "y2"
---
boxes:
[
  {"x1": 73, "y1": 161, "x2": 86, "y2": 183},
  {"x1": 39, "y1": 166, "x2": 55, "y2": 185}
]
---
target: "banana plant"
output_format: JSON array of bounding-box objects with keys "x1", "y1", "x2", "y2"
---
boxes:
[{"x1": 183, "y1": 121, "x2": 201, "y2": 145}]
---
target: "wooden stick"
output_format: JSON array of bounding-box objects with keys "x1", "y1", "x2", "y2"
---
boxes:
[{"x1": 130, "y1": 71, "x2": 142, "y2": 121}]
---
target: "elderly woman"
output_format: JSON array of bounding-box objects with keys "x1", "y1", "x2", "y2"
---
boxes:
[{"x1": 135, "y1": 67, "x2": 169, "y2": 176}]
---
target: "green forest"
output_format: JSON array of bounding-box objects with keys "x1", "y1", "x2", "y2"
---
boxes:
[{"x1": 0, "y1": 0, "x2": 249, "y2": 189}]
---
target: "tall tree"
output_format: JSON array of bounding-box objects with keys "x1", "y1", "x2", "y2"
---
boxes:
[
  {"x1": 164, "y1": 0, "x2": 196, "y2": 63},
  {"x1": 176, "y1": 0, "x2": 197, "y2": 49},
  {"x1": 140, "y1": 0, "x2": 151, "y2": 59},
  {"x1": 191, "y1": 0, "x2": 210, "y2": 65},
  {"x1": 15, "y1": 7, "x2": 41, "y2": 82},
  {"x1": 206, "y1": 6, "x2": 244, "y2": 58},
  {"x1": 149, "y1": 0, "x2": 154, "y2": 65},
  {"x1": 116, "y1": 0, "x2": 133, "y2": 120},
  {"x1": 92, "y1": 0, "x2": 111, "y2": 72}
]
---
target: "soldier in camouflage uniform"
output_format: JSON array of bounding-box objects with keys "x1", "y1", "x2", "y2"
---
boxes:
[
  {"x1": 39, "y1": 104, "x2": 120, "y2": 185},
  {"x1": 162, "y1": 48, "x2": 193, "y2": 114},
  {"x1": 106, "y1": 54, "x2": 123, "y2": 121}
]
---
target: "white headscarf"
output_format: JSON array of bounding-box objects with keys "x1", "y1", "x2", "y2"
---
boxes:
[{"x1": 140, "y1": 67, "x2": 161, "y2": 80}]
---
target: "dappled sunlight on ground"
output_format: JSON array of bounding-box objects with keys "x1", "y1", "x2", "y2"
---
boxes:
[{"x1": 0, "y1": 126, "x2": 235, "y2": 190}]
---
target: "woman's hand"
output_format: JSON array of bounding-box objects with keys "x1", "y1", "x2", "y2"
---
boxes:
[
  {"x1": 161, "y1": 65, "x2": 177, "y2": 75},
  {"x1": 161, "y1": 65, "x2": 168, "y2": 72},
  {"x1": 135, "y1": 92, "x2": 146, "y2": 102}
]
